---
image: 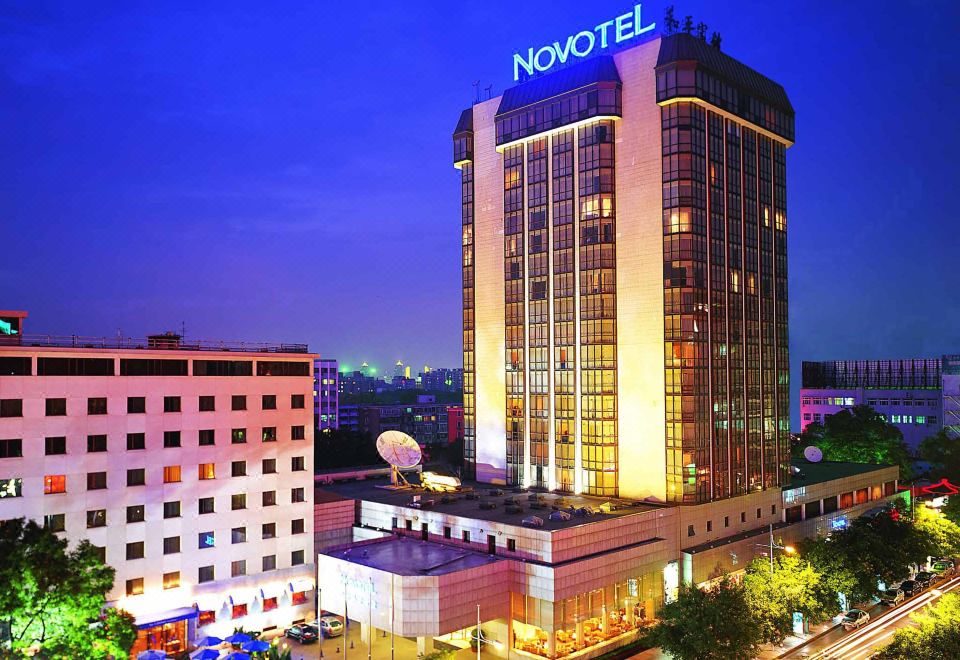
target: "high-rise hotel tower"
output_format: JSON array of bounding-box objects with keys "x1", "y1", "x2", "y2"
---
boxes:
[{"x1": 453, "y1": 31, "x2": 794, "y2": 503}]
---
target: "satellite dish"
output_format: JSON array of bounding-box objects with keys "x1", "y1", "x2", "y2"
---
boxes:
[
  {"x1": 803, "y1": 446, "x2": 823, "y2": 463},
  {"x1": 376, "y1": 431, "x2": 422, "y2": 487}
]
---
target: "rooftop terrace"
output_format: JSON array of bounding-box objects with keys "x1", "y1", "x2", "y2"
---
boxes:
[
  {"x1": 317, "y1": 473, "x2": 668, "y2": 531},
  {"x1": 785, "y1": 459, "x2": 894, "y2": 490},
  {"x1": 325, "y1": 536, "x2": 502, "y2": 576},
  {"x1": 0, "y1": 334, "x2": 309, "y2": 354}
]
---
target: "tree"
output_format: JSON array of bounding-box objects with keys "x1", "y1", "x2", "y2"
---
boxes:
[
  {"x1": 643, "y1": 580, "x2": 762, "y2": 660},
  {"x1": 742, "y1": 555, "x2": 836, "y2": 644},
  {"x1": 942, "y1": 494, "x2": 960, "y2": 526},
  {"x1": 914, "y1": 503, "x2": 960, "y2": 557},
  {"x1": 315, "y1": 429, "x2": 383, "y2": 470},
  {"x1": 663, "y1": 6, "x2": 680, "y2": 34},
  {"x1": 876, "y1": 593, "x2": 960, "y2": 659},
  {"x1": 696, "y1": 22, "x2": 708, "y2": 40},
  {"x1": 682, "y1": 16, "x2": 694, "y2": 34},
  {"x1": 0, "y1": 518, "x2": 136, "y2": 657},
  {"x1": 710, "y1": 31, "x2": 723, "y2": 49},
  {"x1": 797, "y1": 535, "x2": 858, "y2": 609},
  {"x1": 798, "y1": 405, "x2": 913, "y2": 479},
  {"x1": 920, "y1": 429, "x2": 960, "y2": 481}
]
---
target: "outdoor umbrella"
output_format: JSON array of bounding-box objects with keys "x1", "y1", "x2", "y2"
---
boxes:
[
  {"x1": 137, "y1": 651, "x2": 167, "y2": 660},
  {"x1": 225, "y1": 632, "x2": 252, "y2": 644},
  {"x1": 196, "y1": 635, "x2": 223, "y2": 647},
  {"x1": 242, "y1": 640, "x2": 270, "y2": 653},
  {"x1": 225, "y1": 653, "x2": 251, "y2": 660},
  {"x1": 189, "y1": 650, "x2": 220, "y2": 660}
]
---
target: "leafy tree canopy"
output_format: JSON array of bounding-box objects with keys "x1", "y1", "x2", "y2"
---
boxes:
[
  {"x1": 642, "y1": 580, "x2": 762, "y2": 660},
  {"x1": 920, "y1": 429, "x2": 960, "y2": 482},
  {"x1": 798, "y1": 405, "x2": 912, "y2": 478},
  {"x1": 742, "y1": 555, "x2": 836, "y2": 644},
  {"x1": 0, "y1": 518, "x2": 136, "y2": 658},
  {"x1": 876, "y1": 593, "x2": 960, "y2": 659}
]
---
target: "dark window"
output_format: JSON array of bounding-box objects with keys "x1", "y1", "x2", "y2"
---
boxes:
[
  {"x1": 44, "y1": 513, "x2": 65, "y2": 532},
  {"x1": 126, "y1": 433, "x2": 145, "y2": 450},
  {"x1": 88, "y1": 472, "x2": 107, "y2": 490},
  {"x1": 87, "y1": 435, "x2": 107, "y2": 452},
  {"x1": 198, "y1": 531, "x2": 215, "y2": 549},
  {"x1": 785, "y1": 505, "x2": 803, "y2": 524},
  {"x1": 193, "y1": 360, "x2": 252, "y2": 377},
  {"x1": 163, "y1": 396, "x2": 181, "y2": 413},
  {"x1": 822, "y1": 495, "x2": 839, "y2": 514},
  {"x1": 262, "y1": 522, "x2": 276, "y2": 539},
  {"x1": 740, "y1": 512, "x2": 746, "y2": 523},
  {"x1": 405, "y1": 519, "x2": 413, "y2": 531},
  {"x1": 462, "y1": 530, "x2": 470, "y2": 543},
  {"x1": 198, "y1": 565, "x2": 215, "y2": 583},
  {"x1": 0, "y1": 357, "x2": 31, "y2": 375},
  {"x1": 198, "y1": 429, "x2": 215, "y2": 446},
  {"x1": 771, "y1": 505, "x2": 777, "y2": 515},
  {"x1": 262, "y1": 458, "x2": 277, "y2": 474},
  {"x1": 45, "y1": 398, "x2": 66, "y2": 416},
  {"x1": 262, "y1": 491, "x2": 277, "y2": 506},
  {"x1": 231, "y1": 493, "x2": 246, "y2": 510},
  {"x1": 126, "y1": 504, "x2": 145, "y2": 523},
  {"x1": 198, "y1": 395, "x2": 215, "y2": 411},
  {"x1": 805, "y1": 500, "x2": 821, "y2": 519},
  {"x1": 291, "y1": 425, "x2": 305, "y2": 440},
  {"x1": 126, "y1": 542, "x2": 144, "y2": 560},
  {"x1": 507, "y1": 538, "x2": 517, "y2": 552},
  {"x1": 291, "y1": 394, "x2": 305, "y2": 409},
  {"x1": 232, "y1": 527, "x2": 246, "y2": 544},
  {"x1": 231, "y1": 560, "x2": 246, "y2": 577},
  {"x1": 231, "y1": 395, "x2": 247, "y2": 411},
  {"x1": 262, "y1": 555, "x2": 276, "y2": 571},
  {"x1": 706, "y1": 520, "x2": 713, "y2": 532},
  {"x1": 291, "y1": 456, "x2": 305, "y2": 471},
  {"x1": 231, "y1": 461, "x2": 246, "y2": 477},
  {"x1": 261, "y1": 427, "x2": 277, "y2": 442},
  {"x1": 198, "y1": 497, "x2": 215, "y2": 514},
  {"x1": 126, "y1": 468, "x2": 145, "y2": 487},
  {"x1": 231, "y1": 428, "x2": 246, "y2": 444},
  {"x1": 92, "y1": 545, "x2": 106, "y2": 562},
  {"x1": 163, "y1": 501, "x2": 181, "y2": 518},
  {"x1": 38, "y1": 357, "x2": 114, "y2": 376},
  {"x1": 487, "y1": 534, "x2": 496, "y2": 554},
  {"x1": 126, "y1": 578, "x2": 144, "y2": 596},
  {"x1": 86, "y1": 509, "x2": 106, "y2": 528},
  {"x1": 127, "y1": 397, "x2": 146, "y2": 414},
  {"x1": 0, "y1": 438, "x2": 22, "y2": 458},
  {"x1": 291, "y1": 549, "x2": 304, "y2": 566},
  {"x1": 45, "y1": 436, "x2": 66, "y2": 455},
  {"x1": 262, "y1": 395, "x2": 277, "y2": 410},
  {"x1": 257, "y1": 361, "x2": 310, "y2": 377},
  {"x1": 120, "y1": 359, "x2": 187, "y2": 376},
  {"x1": 163, "y1": 431, "x2": 181, "y2": 448},
  {"x1": 291, "y1": 487, "x2": 305, "y2": 503},
  {"x1": 687, "y1": 524, "x2": 695, "y2": 537},
  {"x1": 292, "y1": 519, "x2": 304, "y2": 534},
  {"x1": 756, "y1": 508, "x2": 762, "y2": 519},
  {"x1": 87, "y1": 398, "x2": 107, "y2": 415},
  {"x1": 443, "y1": 526, "x2": 451, "y2": 539}
]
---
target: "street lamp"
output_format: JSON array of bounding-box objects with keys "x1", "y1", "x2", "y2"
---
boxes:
[{"x1": 755, "y1": 523, "x2": 795, "y2": 574}]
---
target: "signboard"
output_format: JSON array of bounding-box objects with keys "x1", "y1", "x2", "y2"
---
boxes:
[{"x1": 512, "y1": 4, "x2": 656, "y2": 81}]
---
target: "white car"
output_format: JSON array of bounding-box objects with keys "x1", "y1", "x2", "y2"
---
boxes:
[
  {"x1": 841, "y1": 609, "x2": 870, "y2": 630},
  {"x1": 317, "y1": 616, "x2": 344, "y2": 638}
]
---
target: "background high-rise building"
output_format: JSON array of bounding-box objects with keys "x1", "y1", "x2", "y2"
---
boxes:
[
  {"x1": 454, "y1": 33, "x2": 794, "y2": 503},
  {"x1": 314, "y1": 357, "x2": 339, "y2": 430}
]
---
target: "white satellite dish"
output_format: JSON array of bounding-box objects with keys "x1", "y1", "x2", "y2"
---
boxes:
[
  {"x1": 376, "y1": 431, "x2": 422, "y2": 487},
  {"x1": 803, "y1": 446, "x2": 824, "y2": 463}
]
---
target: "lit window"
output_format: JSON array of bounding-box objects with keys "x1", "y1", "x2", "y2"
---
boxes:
[
  {"x1": 44, "y1": 475, "x2": 66, "y2": 494},
  {"x1": 198, "y1": 463, "x2": 215, "y2": 480},
  {"x1": 163, "y1": 466, "x2": 181, "y2": 483},
  {"x1": 163, "y1": 571, "x2": 180, "y2": 590}
]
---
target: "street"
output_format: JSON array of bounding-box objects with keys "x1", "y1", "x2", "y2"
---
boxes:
[{"x1": 783, "y1": 574, "x2": 960, "y2": 659}]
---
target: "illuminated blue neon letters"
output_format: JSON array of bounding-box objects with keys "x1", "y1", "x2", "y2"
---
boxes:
[{"x1": 513, "y1": 4, "x2": 656, "y2": 81}]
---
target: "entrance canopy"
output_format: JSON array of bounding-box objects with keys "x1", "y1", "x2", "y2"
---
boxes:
[{"x1": 134, "y1": 607, "x2": 197, "y2": 630}]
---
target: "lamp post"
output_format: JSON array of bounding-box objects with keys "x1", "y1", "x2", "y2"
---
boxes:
[{"x1": 756, "y1": 523, "x2": 796, "y2": 574}]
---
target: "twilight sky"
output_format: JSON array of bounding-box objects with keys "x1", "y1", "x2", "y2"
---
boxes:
[{"x1": 2, "y1": 1, "x2": 959, "y2": 422}]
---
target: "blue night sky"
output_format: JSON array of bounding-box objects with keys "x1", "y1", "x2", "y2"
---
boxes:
[{"x1": 2, "y1": 1, "x2": 958, "y2": 423}]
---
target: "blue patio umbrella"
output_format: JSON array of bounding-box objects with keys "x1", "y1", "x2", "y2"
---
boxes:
[
  {"x1": 225, "y1": 653, "x2": 251, "y2": 660},
  {"x1": 137, "y1": 651, "x2": 167, "y2": 660},
  {"x1": 225, "y1": 632, "x2": 252, "y2": 644},
  {"x1": 196, "y1": 635, "x2": 223, "y2": 647},
  {"x1": 242, "y1": 640, "x2": 270, "y2": 653},
  {"x1": 189, "y1": 650, "x2": 220, "y2": 660}
]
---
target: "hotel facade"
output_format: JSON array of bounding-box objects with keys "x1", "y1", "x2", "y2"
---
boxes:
[
  {"x1": 455, "y1": 30, "x2": 793, "y2": 504},
  {"x1": 0, "y1": 311, "x2": 316, "y2": 655}
]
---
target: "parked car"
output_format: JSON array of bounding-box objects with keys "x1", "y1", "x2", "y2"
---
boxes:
[
  {"x1": 899, "y1": 579, "x2": 919, "y2": 596},
  {"x1": 879, "y1": 588, "x2": 904, "y2": 606},
  {"x1": 914, "y1": 572, "x2": 935, "y2": 588},
  {"x1": 932, "y1": 560, "x2": 955, "y2": 576},
  {"x1": 317, "y1": 616, "x2": 344, "y2": 638},
  {"x1": 841, "y1": 609, "x2": 870, "y2": 630},
  {"x1": 284, "y1": 624, "x2": 319, "y2": 643}
]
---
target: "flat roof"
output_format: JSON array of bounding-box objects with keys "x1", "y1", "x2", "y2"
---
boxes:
[
  {"x1": 317, "y1": 474, "x2": 667, "y2": 531},
  {"x1": 324, "y1": 536, "x2": 501, "y2": 576},
  {"x1": 785, "y1": 460, "x2": 894, "y2": 490}
]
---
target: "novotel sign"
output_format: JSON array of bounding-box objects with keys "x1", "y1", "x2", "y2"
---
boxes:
[{"x1": 512, "y1": 4, "x2": 656, "y2": 81}]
